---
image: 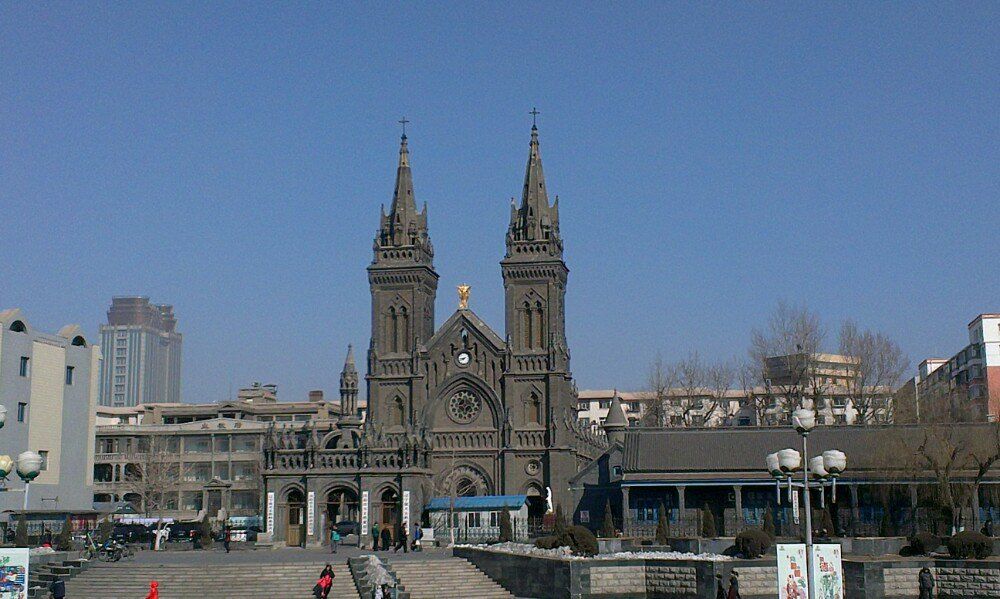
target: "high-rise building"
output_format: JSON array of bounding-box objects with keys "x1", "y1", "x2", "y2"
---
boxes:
[
  {"x1": 0, "y1": 308, "x2": 100, "y2": 513},
  {"x1": 99, "y1": 296, "x2": 182, "y2": 407}
]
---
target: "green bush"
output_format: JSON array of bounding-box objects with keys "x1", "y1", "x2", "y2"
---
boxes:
[
  {"x1": 200, "y1": 515, "x2": 214, "y2": 549},
  {"x1": 655, "y1": 501, "x2": 670, "y2": 545},
  {"x1": 554, "y1": 504, "x2": 567, "y2": 535},
  {"x1": 499, "y1": 506, "x2": 513, "y2": 543},
  {"x1": 947, "y1": 531, "x2": 992, "y2": 559},
  {"x1": 14, "y1": 519, "x2": 27, "y2": 548},
  {"x1": 735, "y1": 528, "x2": 772, "y2": 559},
  {"x1": 533, "y1": 525, "x2": 599, "y2": 556},
  {"x1": 56, "y1": 516, "x2": 73, "y2": 551},
  {"x1": 600, "y1": 499, "x2": 616, "y2": 538},
  {"x1": 701, "y1": 507, "x2": 717, "y2": 538},
  {"x1": 762, "y1": 511, "x2": 776, "y2": 540},
  {"x1": 907, "y1": 532, "x2": 941, "y2": 555}
]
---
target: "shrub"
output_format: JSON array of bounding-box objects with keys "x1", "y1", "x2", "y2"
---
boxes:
[
  {"x1": 554, "y1": 504, "x2": 567, "y2": 535},
  {"x1": 762, "y1": 511, "x2": 776, "y2": 540},
  {"x1": 200, "y1": 515, "x2": 214, "y2": 549},
  {"x1": 908, "y1": 532, "x2": 941, "y2": 555},
  {"x1": 499, "y1": 507, "x2": 513, "y2": 543},
  {"x1": 56, "y1": 516, "x2": 73, "y2": 551},
  {"x1": 655, "y1": 501, "x2": 670, "y2": 545},
  {"x1": 600, "y1": 499, "x2": 616, "y2": 538},
  {"x1": 96, "y1": 520, "x2": 114, "y2": 543},
  {"x1": 701, "y1": 507, "x2": 717, "y2": 538},
  {"x1": 947, "y1": 531, "x2": 992, "y2": 559},
  {"x1": 533, "y1": 525, "x2": 599, "y2": 556},
  {"x1": 735, "y1": 528, "x2": 772, "y2": 559},
  {"x1": 14, "y1": 519, "x2": 27, "y2": 548}
]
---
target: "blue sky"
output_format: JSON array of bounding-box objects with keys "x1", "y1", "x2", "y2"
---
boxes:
[{"x1": 2, "y1": 3, "x2": 997, "y2": 403}]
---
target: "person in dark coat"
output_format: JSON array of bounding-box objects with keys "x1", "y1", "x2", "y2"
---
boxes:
[
  {"x1": 982, "y1": 516, "x2": 994, "y2": 537},
  {"x1": 715, "y1": 573, "x2": 726, "y2": 599},
  {"x1": 371, "y1": 523, "x2": 380, "y2": 550},
  {"x1": 223, "y1": 525, "x2": 231, "y2": 553},
  {"x1": 49, "y1": 576, "x2": 66, "y2": 599},
  {"x1": 727, "y1": 570, "x2": 741, "y2": 599},
  {"x1": 919, "y1": 567, "x2": 934, "y2": 599},
  {"x1": 394, "y1": 523, "x2": 408, "y2": 553},
  {"x1": 380, "y1": 526, "x2": 392, "y2": 552}
]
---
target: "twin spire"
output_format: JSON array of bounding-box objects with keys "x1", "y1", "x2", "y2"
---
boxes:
[{"x1": 375, "y1": 118, "x2": 561, "y2": 264}]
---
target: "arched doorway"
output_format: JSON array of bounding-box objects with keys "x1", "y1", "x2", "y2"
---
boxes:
[
  {"x1": 526, "y1": 484, "x2": 547, "y2": 536},
  {"x1": 326, "y1": 488, "x2": 359, "y2": 529},
  {"x1": 286, "y1": 489, "x2": 305, "y2": 547},
  {"x1": 375, "y1": 488, "x2": 400, "y2": 542}
]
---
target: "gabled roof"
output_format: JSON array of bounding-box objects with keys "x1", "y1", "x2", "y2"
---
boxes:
[
  {"x1": 424, "y1": 308, "x2": 505, "y2": 352},
  {"x1": 426, "y1": 495, "x2": 527, "y2": 512}
]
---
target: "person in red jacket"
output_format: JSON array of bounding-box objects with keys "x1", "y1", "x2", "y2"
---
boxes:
[
  {"x1": 145, "y1": 581, "x2": 159, "y2": 599},
  {"x1": 313, "y1": 565, "x2": 333, "y2": 599}
]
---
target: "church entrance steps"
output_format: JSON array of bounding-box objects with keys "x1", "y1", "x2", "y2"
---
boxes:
[
  {"x1": 64, "y1": 561, "x2": 358, "y2": 599},
  {"x1": 386, "y1": 557, "x2": 516, "y2": 599}
]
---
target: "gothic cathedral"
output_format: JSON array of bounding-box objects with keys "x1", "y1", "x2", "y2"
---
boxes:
[{"x1": 262, "y1": 124, "x2": 608, "y2": 547}]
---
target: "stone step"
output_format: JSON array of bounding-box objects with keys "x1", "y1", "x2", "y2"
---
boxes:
[{"x1": 386, "y1": 557, "x2": 514, "y2": 599}]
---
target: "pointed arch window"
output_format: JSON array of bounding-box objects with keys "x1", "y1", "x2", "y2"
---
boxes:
[
  {"x1": 525, "y1": 391, "x2": 542, "y2": 424},
  {"x1": 522, "y1": 301, "x2": 532, "y2": 349},
  {"x1": 399, "y1": 306, "x2": 409, "y2": 351},
  {"x1": 391, "y1": 396, "x2": 405, "y2": 427},
  {"x1": 388, "y1": 307, "x2": 398, "y2": 353},
  {"x1": 533, "y1": 301, "x2": 545, "y2": 348}
]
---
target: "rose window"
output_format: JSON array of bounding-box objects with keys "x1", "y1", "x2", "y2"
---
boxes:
[{"x1": 448, "y1": 391, "x2": 481, "y2": 424}]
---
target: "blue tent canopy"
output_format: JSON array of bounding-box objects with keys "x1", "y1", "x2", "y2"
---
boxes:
[{"x1": 425, "y1": 495, "x2": 527, "y2": 512}]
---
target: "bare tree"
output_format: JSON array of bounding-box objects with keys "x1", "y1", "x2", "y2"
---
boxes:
[
  {"x1": 429, "y1": 451, "x2": 479, "y2": 545},
  {"x1": 705, "y1": 361, "x2": 736, "y2": 426},
  {"x1": 642, "y1": 353, "x2": 677, "y2": 427},
  {"x1": 121, "y1": 435, "x2": 179, "y2": 537},
  {"x1": 672, "y1": 352, "x2": 709, "y2": 426},
  {"x1": 737, "y1": 360, "x2": 771, "y2": 426},
  {"x1": 838, "y1": 320, "x2": 908, "y2": 424},
  {"x1": 749, "y1": 302, "x2": 827, "y2": 420}
]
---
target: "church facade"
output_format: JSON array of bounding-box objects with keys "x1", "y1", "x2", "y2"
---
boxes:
[{"x1": 261, "y1": 125, "x2": 608, "y2": 547}]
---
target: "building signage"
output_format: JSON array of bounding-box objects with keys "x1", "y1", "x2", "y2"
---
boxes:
[
  {"x1": 266, "y1": 492, "x2": 275, "y2": 535},
  {"x1": 361, "y1": 490, "x2": 370, "y2": 534},
  {"x1": 402, "y1": 491, "x2": 411, "y2": 531},
  {"x1": 776, "y1": 543, "x2": 807, "y2": 599},
  {"x1": 811, "y1": 544, "x2": 844, "y2": 599},
  {"x1": 579, "y1": 510, "x2": 590, "y2": 524},
  {"x1": 0, "y1": 548, "x2": 29, "y2": 599},
  {"x1": 791, "y1": 488, "x2": 800, "y2": 524},
  {"x1": 307, "y1": 491, "x2": 316, "y2": 537}
]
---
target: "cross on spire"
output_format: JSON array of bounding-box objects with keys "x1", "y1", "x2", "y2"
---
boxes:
[
  {"x1": 398, "y1": 116, "x2": 410, "y2": 138},
  {"x1": 529, "y1": 107, "x2": 540, "y2": 129}
]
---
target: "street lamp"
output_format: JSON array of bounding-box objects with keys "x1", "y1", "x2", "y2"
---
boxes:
[
  {"x1": 764, "y1": 409, "x2": 847, "y2": 599},
  {"x1": 16, "y1": 451, "x2": 42, "y2": 512}
]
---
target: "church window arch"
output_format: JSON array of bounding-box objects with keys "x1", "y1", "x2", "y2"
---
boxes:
[
  {"x1": 390, "y1": 396, "x2": 405, "y2": 427},
  {"x1": 525, "y1": 391, "x2": 542, "y2": 424},
  {"x1": 522, "y1": 301, "x2": 532, "y2": 348},
  {"x1": 388, "y1": 307, "x2": 398, "y2": 353},
  {"x1": 533, "y1": 300, "x2": 545, "y2": 348}
]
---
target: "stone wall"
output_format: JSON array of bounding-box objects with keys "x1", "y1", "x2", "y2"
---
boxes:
[{"x1": 454, "y1": 548, "x2": 1000, "y2": 599}]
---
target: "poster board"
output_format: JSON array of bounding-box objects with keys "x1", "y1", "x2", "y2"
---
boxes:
[
  {"x1": 0, "y1": 548, "x2": 29, "y2": 599},
  {"x1": 402, "y1": 491, "x2": 411, "y2": 531},
  {"x1": 307, "y1": 491, "x2": 316, "y2": 537},
  {"x1": 265, "y1": 492, "x2": 275, "y2": 535},
  {"x1": 811, "y1": 544, "x2": 844, "y2": 599},
  {"x1": 776, "y1": 543, "x2": 808, "y2": 599},
  {"x1": 361, "y1": 490, "x2": 370, "y2": 534}
]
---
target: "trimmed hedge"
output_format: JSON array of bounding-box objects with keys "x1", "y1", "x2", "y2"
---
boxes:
[
  {"x1": 735, "y1": 528, "x2": 772, "y2": 559},
  {"x1": 947, "y1": 531, "x2": 992, "y2": 559},
  {"x1": 534, "y1": 524, "x2": 598, "y2": 556},
  {"x1": 907, "y1": 532, "x2": 941, "y2": 555}
]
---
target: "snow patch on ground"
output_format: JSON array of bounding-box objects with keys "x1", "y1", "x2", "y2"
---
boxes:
[{"x1": 456, "y1": 542, "x2": 732, "y2": 561}]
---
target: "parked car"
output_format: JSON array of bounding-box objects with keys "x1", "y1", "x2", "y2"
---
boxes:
[
  {"x1": 334, "y1": 521, "x2": 359, "y2": 536},
  {"x1": 112, "y1": 523, "x2": 152, "y2": 544},
  {"x1": 167, "y1": 522, "x2": 203, "y2": 542}
]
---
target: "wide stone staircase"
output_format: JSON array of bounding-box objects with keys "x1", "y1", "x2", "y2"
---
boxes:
[
  {"x1": 64, "y1": 561, "x2": 358, "y2": 598},
  {"x1": 385, "y1": 557, "x2": 515, "y2": 599}
]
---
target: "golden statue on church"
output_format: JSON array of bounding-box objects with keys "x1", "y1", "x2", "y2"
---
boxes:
[{"x1": 458, "y1": 284, "x2": 471, "y2": 309}]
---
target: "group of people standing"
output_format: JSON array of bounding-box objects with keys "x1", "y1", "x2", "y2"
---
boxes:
[{"x1": 368, "y1": 522, "x2": 422, "y2": 552}]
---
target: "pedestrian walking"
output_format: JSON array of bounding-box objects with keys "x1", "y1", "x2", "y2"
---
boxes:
[
  {"x1": 223, "y1": 525, "x2": 231, "y2": 554},
  {"x1": 982, "y1": 516, "x2": 994, "y2": 537},
  {"x1": 919, "y1": 567, "x2": 934, "y2": 599},
  {"x1": 313, "y1": 565, "x2": 333, "y2": 599},
  {"x1": 727, "y1": 570, "x2": 741, "y2": 599},
  {"x1": 412, "y1": 523, "x2": 422, "y2": 551},
  {"x1": 714, "y1": 573, "x2": 726, "y2": 599},
  {"x1": 330, "y1": 527, "x2": 340, "y2": 554},
  {"x1": 394, "y1": 523, "x2": 408, "y2": 553},
  {"x1": 48, "y1": 576, "x2": 66, "y2": 599},
  {"x1": 371, "y1": 522, "x2": 380, "y2": 551},
  {"x1": 380, "y1": 526, "x2": 391, "y2": 552},
  {"x1": 373, "y1": 583, "x2": 384, "y2": 599},
  {"x1": 145, "y1": 581, "x2": 159, "y2": 599}
]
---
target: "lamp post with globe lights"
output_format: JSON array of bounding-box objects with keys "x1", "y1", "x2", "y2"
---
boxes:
[
  {"x1": 15, "y1": 451, "x2": 43, "y2": 511},
  {"x1": 765, "y1": 408, "x2": 847, "y2": 599}
]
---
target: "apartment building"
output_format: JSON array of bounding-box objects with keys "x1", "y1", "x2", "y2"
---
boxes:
[
  {"x1": 907, "y1": 314, "x2": 1000, "y2": 422},
  {"x1": 99, "y1": 296, "x2": 182, "y2": 407},
  {"x1": 0, "y1": 309, "x2": 100, "y2": 513}
]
